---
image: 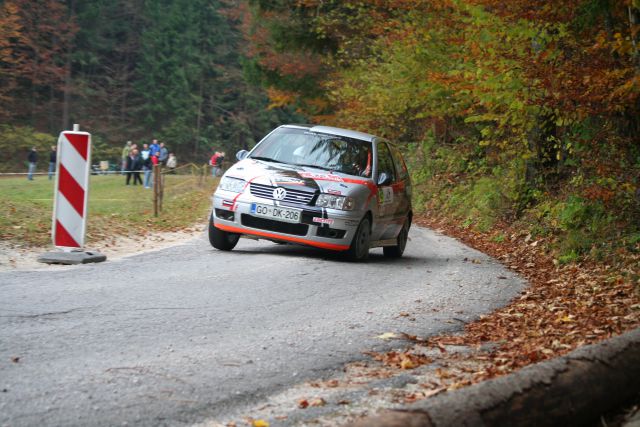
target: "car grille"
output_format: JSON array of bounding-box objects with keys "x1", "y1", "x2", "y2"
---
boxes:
[
  {"x1": 250, "y1": 183, "x2": 315, "y2": 205},
  {"x1": 241, "y1": 214, "x2": 309, "y2": 236}
]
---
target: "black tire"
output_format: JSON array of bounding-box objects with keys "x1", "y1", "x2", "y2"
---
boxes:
[
  {"x1": 208, "y1": 212, "x2": 240, "y2": 251},
  {"x1": 383, "y1": 217, "x2": 410, "y2": 258},
  {"x1": 346, "y1": 217, "x2": 371, "y2": 262}
]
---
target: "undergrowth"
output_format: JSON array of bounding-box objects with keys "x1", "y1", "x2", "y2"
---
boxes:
[{"x1": 408, "y1": 133, "x2": 640, "y2": 266}]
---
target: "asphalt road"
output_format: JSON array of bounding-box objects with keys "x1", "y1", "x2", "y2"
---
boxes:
[{"x1": 0, "y1": 226, "x2": 524, "y2": 426}]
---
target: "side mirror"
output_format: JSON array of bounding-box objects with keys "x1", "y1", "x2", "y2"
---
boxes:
[
  {"x1": 236, "y1": 150, "x2": 249, "y2": 161},
  {"x1": 377, "y1": 172, "x2": 392, "y2": 186}
]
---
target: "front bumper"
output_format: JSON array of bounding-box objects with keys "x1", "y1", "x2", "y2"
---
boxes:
[{"x1": 212, "y1": 189, "x2": 363, "y2": 251}]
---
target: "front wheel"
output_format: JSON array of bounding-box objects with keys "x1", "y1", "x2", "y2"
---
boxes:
[
  {"x1": 208, "y1": 213, "x2": 240, "y2": 251},
  {"x1": 383, "y1": 218, "x2": 410, "y2": 258},
  {"x1": 346, "y1": 217, "x2": 371, "y2": 262}
]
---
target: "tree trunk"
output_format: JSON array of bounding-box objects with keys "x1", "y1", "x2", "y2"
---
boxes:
[
  {"x1": 350, "y1": 329, "x2": 640, "y2": 427},
  {"x1": 62, "y1": 52, "x2": 71, "y2": 131},
  {"x1": 629, "y1": 5, "x2": 640, "y2": 71}
]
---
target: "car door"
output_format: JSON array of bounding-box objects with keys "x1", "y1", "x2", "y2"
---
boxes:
[
  {"x1": 373, "y1": 141, "x2": 399, "y2": 240},
  {"x1": 389, "y1": 144, "x2": 411, "y2": 233}
]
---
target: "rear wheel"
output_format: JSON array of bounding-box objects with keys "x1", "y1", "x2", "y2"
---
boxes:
[
  {"x1": 208, "y1": 212, "x2": 240, "y2": 251},
  {"x1": 346, "y1": 217, "x2": 371, "y2": 262},
  {"x1": 383, "y1": 217, "x2": 410, "y2": 258}
]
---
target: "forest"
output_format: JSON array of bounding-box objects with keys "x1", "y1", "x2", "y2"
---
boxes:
[
  {"x1": 1, "y1": 0, "x2": 639, "y2": 262},
  {"x1": 0, "y1": 0, "x2": 298, "y2": 165}
]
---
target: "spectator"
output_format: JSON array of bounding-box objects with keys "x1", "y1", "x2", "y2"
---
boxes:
[
  {"x1": 48, "y1": 146, "x2": 57, "y2": 180},
  {"x1": 215, "y1": 152, "x2": 225, "y2": 177},
  {"x1": 27, "y1": 147, "x2": 37, "y2": 180},
  {"x1": 126, "y1": 149, "x2": 143, "y2": 186},
  {"x1": 210, "y1": 151, "x2": 220, "y2": 177},
  {"x1": 141, "y1": 143, "x2": 150, "y2": 161},
  {"x1": 142, "y1": 150, "x2": 153, "y2": 189},
  {"x1": 166, "y1": 153, "x2": 177, "y2": 174},
  {"x1": 121, "y1": 141, "x2": 132, "y2": 174},
  {"x1": 149, "y1": 139, "x2": 160, "y2": 157},
  {"x1": 159, "y1": 142, "x2": 169, "y2": 165}
]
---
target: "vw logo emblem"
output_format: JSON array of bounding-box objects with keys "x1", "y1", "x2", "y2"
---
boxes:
[{"x1": 272, "y1": 187, "x2": 287, "y2": 200}]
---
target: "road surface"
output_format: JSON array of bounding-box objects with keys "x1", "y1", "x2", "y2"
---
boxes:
[{"x1": 0, "y1": 226, "x2": 524, "y2": 426}]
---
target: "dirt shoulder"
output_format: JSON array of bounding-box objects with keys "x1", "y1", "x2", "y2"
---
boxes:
[{"x1": 0, "y1": 224, "x2": 205, "y2": 272}]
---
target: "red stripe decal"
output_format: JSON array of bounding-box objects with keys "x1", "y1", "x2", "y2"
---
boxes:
[
  {"x1": 215, "y1": 223, "x2": 350, "y2": 251},
  {"x1": 58, "y1": 164, "x2": 85, "y2": 217},
  {"x1": 64, "y1": 133, "x2": 89, "y2": 160},
  {"x1": 55, "y1": 220, "x2": 80, "y2": 247}
]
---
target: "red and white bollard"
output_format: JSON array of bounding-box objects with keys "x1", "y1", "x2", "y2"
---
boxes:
[{"x1": 38, "y1": 124, "x2": 106, "y2": 265}]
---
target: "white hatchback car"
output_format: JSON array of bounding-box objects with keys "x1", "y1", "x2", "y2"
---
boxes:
[{"x1": 209, "y1": 124, "x2": 412, "y2": 261}]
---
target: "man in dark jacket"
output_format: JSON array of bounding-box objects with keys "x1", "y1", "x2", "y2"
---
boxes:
[
  {"x1": 125, "y1": 149, "x2": 143, "y2": 185},
  {"x1": 27, "y1": 147, "x2": 38, "y2": 180},
  {"x1": 48, "y1": 146, "x2": 57, "y2": 180}
]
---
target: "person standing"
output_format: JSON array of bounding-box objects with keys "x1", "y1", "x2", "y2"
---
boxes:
[
  {"x1": 149, "y1": 139, "x2": 160, "y2": 157},
  {"x1": 142, "y1": 149, "x2": 153, "y2": 189},
  {"x1": 216, "y1": 152, "x2": 225, "y2": 177},
  {"x1": 126, "y1": 149, "x2": 143, "y2": 186},
  {"x1": 210, "y1": 151, "x2": 220, "y2": 177},
  {"x1": 139, "y1": 143, "x2": 151, "y2": 188},
  {"x1": 27, "y1": 147, "x2": 38, "y2": 180},
  {"x1": 121, "y1": 141, "x2": 132, "y2": 174},
  {"x1": 48, "y1": 146, "x2": 57, "y2": 180},
  {"x1": 159, "y1": 142, "x2": 169, "y2": 165}
]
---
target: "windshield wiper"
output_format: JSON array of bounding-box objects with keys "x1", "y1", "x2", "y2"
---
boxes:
[
  {"x1": 293, "y1": 163, "x2": 333, "y2": 171},
  {"x1": 251, "y1": 156, "x2": 287, "y2": 164}
]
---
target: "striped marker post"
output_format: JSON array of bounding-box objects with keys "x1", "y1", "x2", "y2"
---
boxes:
[{"x1": 52, "y1": 126, "x2": 92, "y2": 249}]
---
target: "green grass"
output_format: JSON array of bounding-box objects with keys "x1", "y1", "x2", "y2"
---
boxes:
[{"x1": 0, "y1": 174, "x2": 217, "y2": 246}]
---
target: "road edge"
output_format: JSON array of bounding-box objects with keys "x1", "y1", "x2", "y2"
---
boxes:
[{"x1": 348, "y1": 327, "x2": 640, "y2": 427}]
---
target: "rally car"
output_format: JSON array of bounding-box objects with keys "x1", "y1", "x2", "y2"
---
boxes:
[{"x1": 208, "y1": 125, "x2": 412, "y2": 261}]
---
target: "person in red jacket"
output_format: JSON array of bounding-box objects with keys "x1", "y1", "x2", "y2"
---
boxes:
[{"x1": 210, "y1": 151, "x2": 220, "y2": 177}]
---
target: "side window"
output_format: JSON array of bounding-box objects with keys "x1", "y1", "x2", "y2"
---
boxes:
[
  {"x1": 390, "y1": 145, "x2": 408, "y2": 181},
  {"x1": 376, "y1": 142, "x2": 396, "y2": 183}
]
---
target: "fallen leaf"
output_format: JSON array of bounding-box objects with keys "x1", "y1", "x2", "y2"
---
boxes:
[
  {"x1": 298, "y1": 399, "x2": 309, "y2": 409},
  {"x1": 400, "y1": 357, "x2": 416, "y2": 369},
  {"x1": 252, "y1": 420, "x2": 269, "y2": 427},
  {"x1": 377, "y1": 332, "x2": 400, "y2": 340},
  {"x1": 309, "y1": 397, "x2": 326, "y2": 407}
]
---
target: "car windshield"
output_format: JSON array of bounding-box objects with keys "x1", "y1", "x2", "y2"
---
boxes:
[{"x1": 249, "y1": 127, "x2": 372, "y2": 177}]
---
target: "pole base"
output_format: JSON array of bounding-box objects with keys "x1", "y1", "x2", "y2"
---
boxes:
[{"x1": 37, "y1": 250, "x2": 107, "y2": 265}]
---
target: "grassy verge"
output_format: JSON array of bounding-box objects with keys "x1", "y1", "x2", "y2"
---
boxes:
[{"x1": 0, "y1": 174, "x2": 217, "y2": 247}]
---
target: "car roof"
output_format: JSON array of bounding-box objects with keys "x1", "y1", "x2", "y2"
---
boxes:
[{"x1": 281, "y1": 124, "x2": 378, "y2": 143}]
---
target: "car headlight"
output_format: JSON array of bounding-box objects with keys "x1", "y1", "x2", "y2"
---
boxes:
[
  {"x1": 218, "y1": 176, "x2": 246, "y2": 193},
  {"x1": 316, "y1": 194, "x2": 356, "y2": 210}
]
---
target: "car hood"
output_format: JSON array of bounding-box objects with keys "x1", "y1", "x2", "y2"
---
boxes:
[{"x1": 224, "y1": 158, "x2": 374, "y2": 195}]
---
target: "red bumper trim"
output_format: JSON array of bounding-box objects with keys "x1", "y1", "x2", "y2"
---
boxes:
[{"x1": 214, "y1": 222, "x2": 350, "y2": 252}]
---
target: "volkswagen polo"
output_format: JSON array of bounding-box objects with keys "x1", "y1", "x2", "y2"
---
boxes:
[{"x1": 208, "y1": 125, "x2": 412, "y2": 261}]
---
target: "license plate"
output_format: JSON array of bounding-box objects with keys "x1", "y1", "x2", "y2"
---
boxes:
[{"x1": 250, "y1": 203, "x2": 301, "y2": 223}]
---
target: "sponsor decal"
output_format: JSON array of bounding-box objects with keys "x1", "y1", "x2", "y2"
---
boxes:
[
  {"x1": 222, "y1": 200, "x2": 234, "y2": 207},
  {"x1": 299, "y1": 172, "x2": 344, "y2": 182},
  {"x1": 327, "y1": 189, "x2": 342, "y2": 195},
  {"x1": 313, "y1": 217, "x2": 335, "y2": 225},
  {"x1": 273, "y1": 175, "x2": 305, "y2": 185},
  {"x1": 378, "y1": 187, "x2": 394, "y2": 205}
]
